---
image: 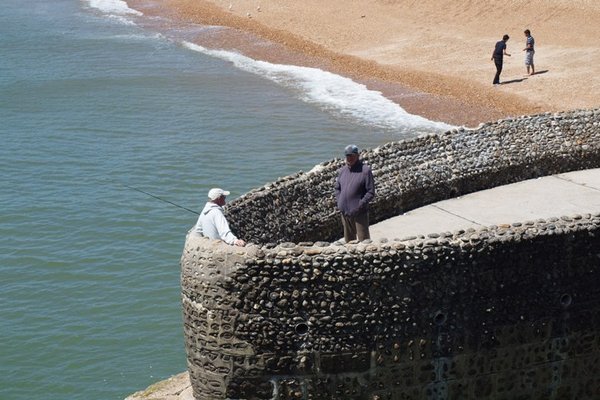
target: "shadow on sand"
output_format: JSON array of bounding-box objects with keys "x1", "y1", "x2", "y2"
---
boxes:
[
  {"x1": 501, "y1": 70, "x2": 549, "y2": 85},
  {"x1": 501, "y1": 78, "x2": 528, "y2": 84}
]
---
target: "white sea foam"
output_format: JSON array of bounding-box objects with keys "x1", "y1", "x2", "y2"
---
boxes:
[
  {"x1": 183, "y1": 41, "x2": 454, "y2": 132},
  {"x1": 86, "y1": 0, "x2": 142, "y2": 16}
]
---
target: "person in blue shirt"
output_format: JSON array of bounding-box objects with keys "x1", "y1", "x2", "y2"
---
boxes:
[
  {"x1": 491, "y1": 34, "x2": 511, "y2": 85},
  {"x1": 523, "y1": 29, "x2": 535, "y2": 75}
]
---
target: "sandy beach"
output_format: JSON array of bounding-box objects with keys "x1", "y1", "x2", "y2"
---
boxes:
[{"x1": 127, "y1": 0, "x2": 600, "y2": 127}]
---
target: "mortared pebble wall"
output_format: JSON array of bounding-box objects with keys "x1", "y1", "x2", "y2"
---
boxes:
[{"x1": 181, "y1": 108, "x2": 600, "y2": 399}]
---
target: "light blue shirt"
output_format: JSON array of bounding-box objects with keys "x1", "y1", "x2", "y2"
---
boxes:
[{"x1": 193, "y1": 202, "x2": 238, "y2": 245}]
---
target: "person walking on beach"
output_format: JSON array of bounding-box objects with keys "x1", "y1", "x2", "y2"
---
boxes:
[
  {"x1": 193, "y1": 188, "x2": 246, "y2": 246},
  {"x1": 491, "y1": 34, "x2": 511, "y2": 85},
  {"x1": 335, "y1": 144, "x2": 375, "y2": 242},
  {"x1": 523, "y1": 29, "x2": 535, "y2": 75}
]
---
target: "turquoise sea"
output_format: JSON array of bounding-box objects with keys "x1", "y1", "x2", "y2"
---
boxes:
[{"x1": 0, "y1": 1, "x2": 452, "y2": 399}]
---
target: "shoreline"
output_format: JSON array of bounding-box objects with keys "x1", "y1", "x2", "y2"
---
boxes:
[
  {"x1": 127, "y1": 0, "x2": 599, "y2": 127},
  {"x1": 126, "y1": 0, "x2": 514, "y2": 127}
]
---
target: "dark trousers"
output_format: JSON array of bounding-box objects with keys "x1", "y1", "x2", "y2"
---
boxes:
[
  {"x1": 493, "y1": 57, "x2": 503, "y2": 84},
  {"x1": 341, "y1": 212, "x2": 370, "y2": 242}
]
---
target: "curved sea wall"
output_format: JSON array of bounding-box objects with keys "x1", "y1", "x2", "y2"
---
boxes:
[
  {"x1": 226, "y1": 109, "x2": 600, "y2": 244},
  {"x1": 181, "y1": 109, "x2": 600, "y2": 399}
]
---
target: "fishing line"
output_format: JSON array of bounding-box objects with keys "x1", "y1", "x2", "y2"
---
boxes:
[{"x1": 116, "y1": 181, "x2": 199, "y2": 215}]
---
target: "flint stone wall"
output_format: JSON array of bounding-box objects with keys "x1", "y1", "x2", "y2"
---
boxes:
[
  {"x1": 226, "y1": 109, "x2": 600, "y2": 244},
  {"x1": 181, "y1": 109, "x2": 600, "y2": 399}
]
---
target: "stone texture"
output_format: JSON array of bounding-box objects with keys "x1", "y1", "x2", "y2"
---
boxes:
[
  {"x1": 125, "y1": 372, "x2": 193, "y2": 400},
  {"x1": 179, "y1": 108, "x2": 600, "y2": 399},
  {"x1": 226, "y1": 109, "x2": 600, "y2": 245}
]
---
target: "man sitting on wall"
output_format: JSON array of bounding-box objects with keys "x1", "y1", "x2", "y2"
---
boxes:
[{"x1": 193, "y1": 188, "x2": 246, "y2": 247}]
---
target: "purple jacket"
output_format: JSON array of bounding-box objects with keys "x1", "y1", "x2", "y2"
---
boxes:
[{"x1": 334, "y1": 160, "x2": 375, "y2": 216}]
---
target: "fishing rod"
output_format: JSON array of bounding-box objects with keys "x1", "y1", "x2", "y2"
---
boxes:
[{"x1": 118, "y1": 182, "x2": 199, "y2": 215}]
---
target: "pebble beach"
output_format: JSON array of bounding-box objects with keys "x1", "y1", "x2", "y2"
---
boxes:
[{"x1": 127, "y1": 0, "x2": 600, "y2": 127}]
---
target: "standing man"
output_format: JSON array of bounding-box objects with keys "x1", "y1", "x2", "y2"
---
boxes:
[
  {"x1": 335, "y1": 144, "x2": 375, "y2": 242},
  {"x1": 193, "y1": 188, "x2": 246, "y2": 246},
  {"x1": 523, "y1": 29, "x2": 535, "y2": 75},
  {"x1": 491, "y1": 34, "x2": 511, "y2": 85}
]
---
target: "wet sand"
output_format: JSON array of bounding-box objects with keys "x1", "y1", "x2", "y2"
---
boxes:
[{"x1": 126, "y1": 0, "x2": 600, "y2": 127}]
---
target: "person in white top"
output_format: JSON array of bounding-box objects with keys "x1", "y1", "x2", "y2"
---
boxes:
[{"x1": 193, "y1": 188, "x2": 246, "y2": 246}]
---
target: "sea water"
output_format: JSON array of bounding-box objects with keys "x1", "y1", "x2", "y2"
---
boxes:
[{"x1": 0, "y1": 0, "x2": 452, "y2": 399}]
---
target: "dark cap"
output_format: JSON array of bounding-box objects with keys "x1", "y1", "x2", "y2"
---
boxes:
[{"x1": 344, "y1": 144, "x2": 359, "y2": 156}]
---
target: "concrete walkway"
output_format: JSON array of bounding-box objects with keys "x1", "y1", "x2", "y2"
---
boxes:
[
  {"x1": 370, "y1": 168, "x2": 600, "y2": 240},
  {"x1": 127, "y1": 170, "x2": 599, "y2": 400}
]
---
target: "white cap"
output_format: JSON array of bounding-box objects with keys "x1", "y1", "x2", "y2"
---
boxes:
[{"x1": 208, "y1": 188, "x2": 230, "y2": 200}]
